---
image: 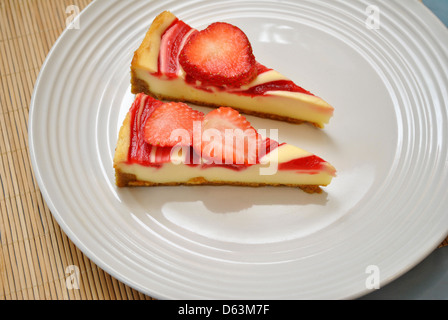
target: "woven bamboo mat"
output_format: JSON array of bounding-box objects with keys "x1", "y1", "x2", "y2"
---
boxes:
[
  {"x1": 0, "y1": 0, "x2": 447, "y2": 300},
  {"x1": 0, "y1": 0, "x2": 154, "y2": 300}
]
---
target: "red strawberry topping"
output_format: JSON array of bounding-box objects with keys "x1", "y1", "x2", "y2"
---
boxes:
[
  {"x1": 179, "y1": 22, "x2": 257, "y2": 87},
  {"x1": 144, "y1": 102, "x2": 204, "y2": 147},
  {"x1": 194, "y1": 107, "x2": 261, "y2": 165}
]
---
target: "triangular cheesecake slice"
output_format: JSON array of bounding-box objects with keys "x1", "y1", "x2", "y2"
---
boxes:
[
  {"x1": 131, "y1": 11, "x2": 334, "y2": 128},
  {"x1": 114, "y1": 93, "x2": 336, "y2": 193}
]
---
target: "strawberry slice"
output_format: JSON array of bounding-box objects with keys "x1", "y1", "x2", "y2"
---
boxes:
[
  {"x1": 179, "y1": 22, "x2": 257, "y2": 87},
  {"x1": 195, "y1": 107, "x2": 261, "y2": 165},
  {"x1": 144, "y1": 102, "x2": 204, "y2": 147}
]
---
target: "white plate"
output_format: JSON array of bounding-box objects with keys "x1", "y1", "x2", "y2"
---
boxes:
[{"x1": 29, "y1": 0, "x2": 448, "y2": 299}]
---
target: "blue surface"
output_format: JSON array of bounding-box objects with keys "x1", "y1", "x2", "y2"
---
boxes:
[{"x1": 423, "y1": 0, "x2": 448, "y2": 26}]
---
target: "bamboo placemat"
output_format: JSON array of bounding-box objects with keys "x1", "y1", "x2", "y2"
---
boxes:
[
  {"x1": 0, "y1": 0, "x2": 447, "y2": 300},
  {"x1": 0, "y1": 0, "x2": 154, "y2": 300}
]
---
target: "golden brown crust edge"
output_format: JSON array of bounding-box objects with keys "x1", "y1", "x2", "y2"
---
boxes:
[
  {"x1": 113, "y1": 112, "x2": 132, "y2": 166},
  {"x1": 115, "y1": 169, "x2": 324, "y2": 194}
]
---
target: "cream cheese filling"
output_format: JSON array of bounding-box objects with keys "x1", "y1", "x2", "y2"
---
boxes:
[
  {"x1": 116, "y1": 161, "x2": 334, "y2": 186},
  {"x1": 116, "y1": 142, "x2": 335, "y2": 186},
  {"x1": 135, "y1": 69, "x2": 332, "y2": 127}
]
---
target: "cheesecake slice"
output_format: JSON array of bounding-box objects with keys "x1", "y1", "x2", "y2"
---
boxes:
[
  {"x1": 114, "y1": 93, "x2": 336, "y2": 193},
  {"x1": 131, "y1": 11, "x2": 334, "y2": 128}
]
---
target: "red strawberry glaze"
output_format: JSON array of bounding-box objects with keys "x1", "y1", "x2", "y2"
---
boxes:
[
  {"x1": 237, "y1": 79, "x2": 314, "y2": 96},
  {"x1": 279, "y1": 155, "x2": 327, "y2": 174},
  {"x1": 127, "y1": 94, "x2": 171, "y2": 166},
  {"x1": 126, "y1": 94, "x2": 327, "y2": 172},
  {"x1": 158, "y1": 19, "x2": 197, "y2": 78},
  {"x1": 238, "y1": 63, "x2": 314, "y2": 96}
]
